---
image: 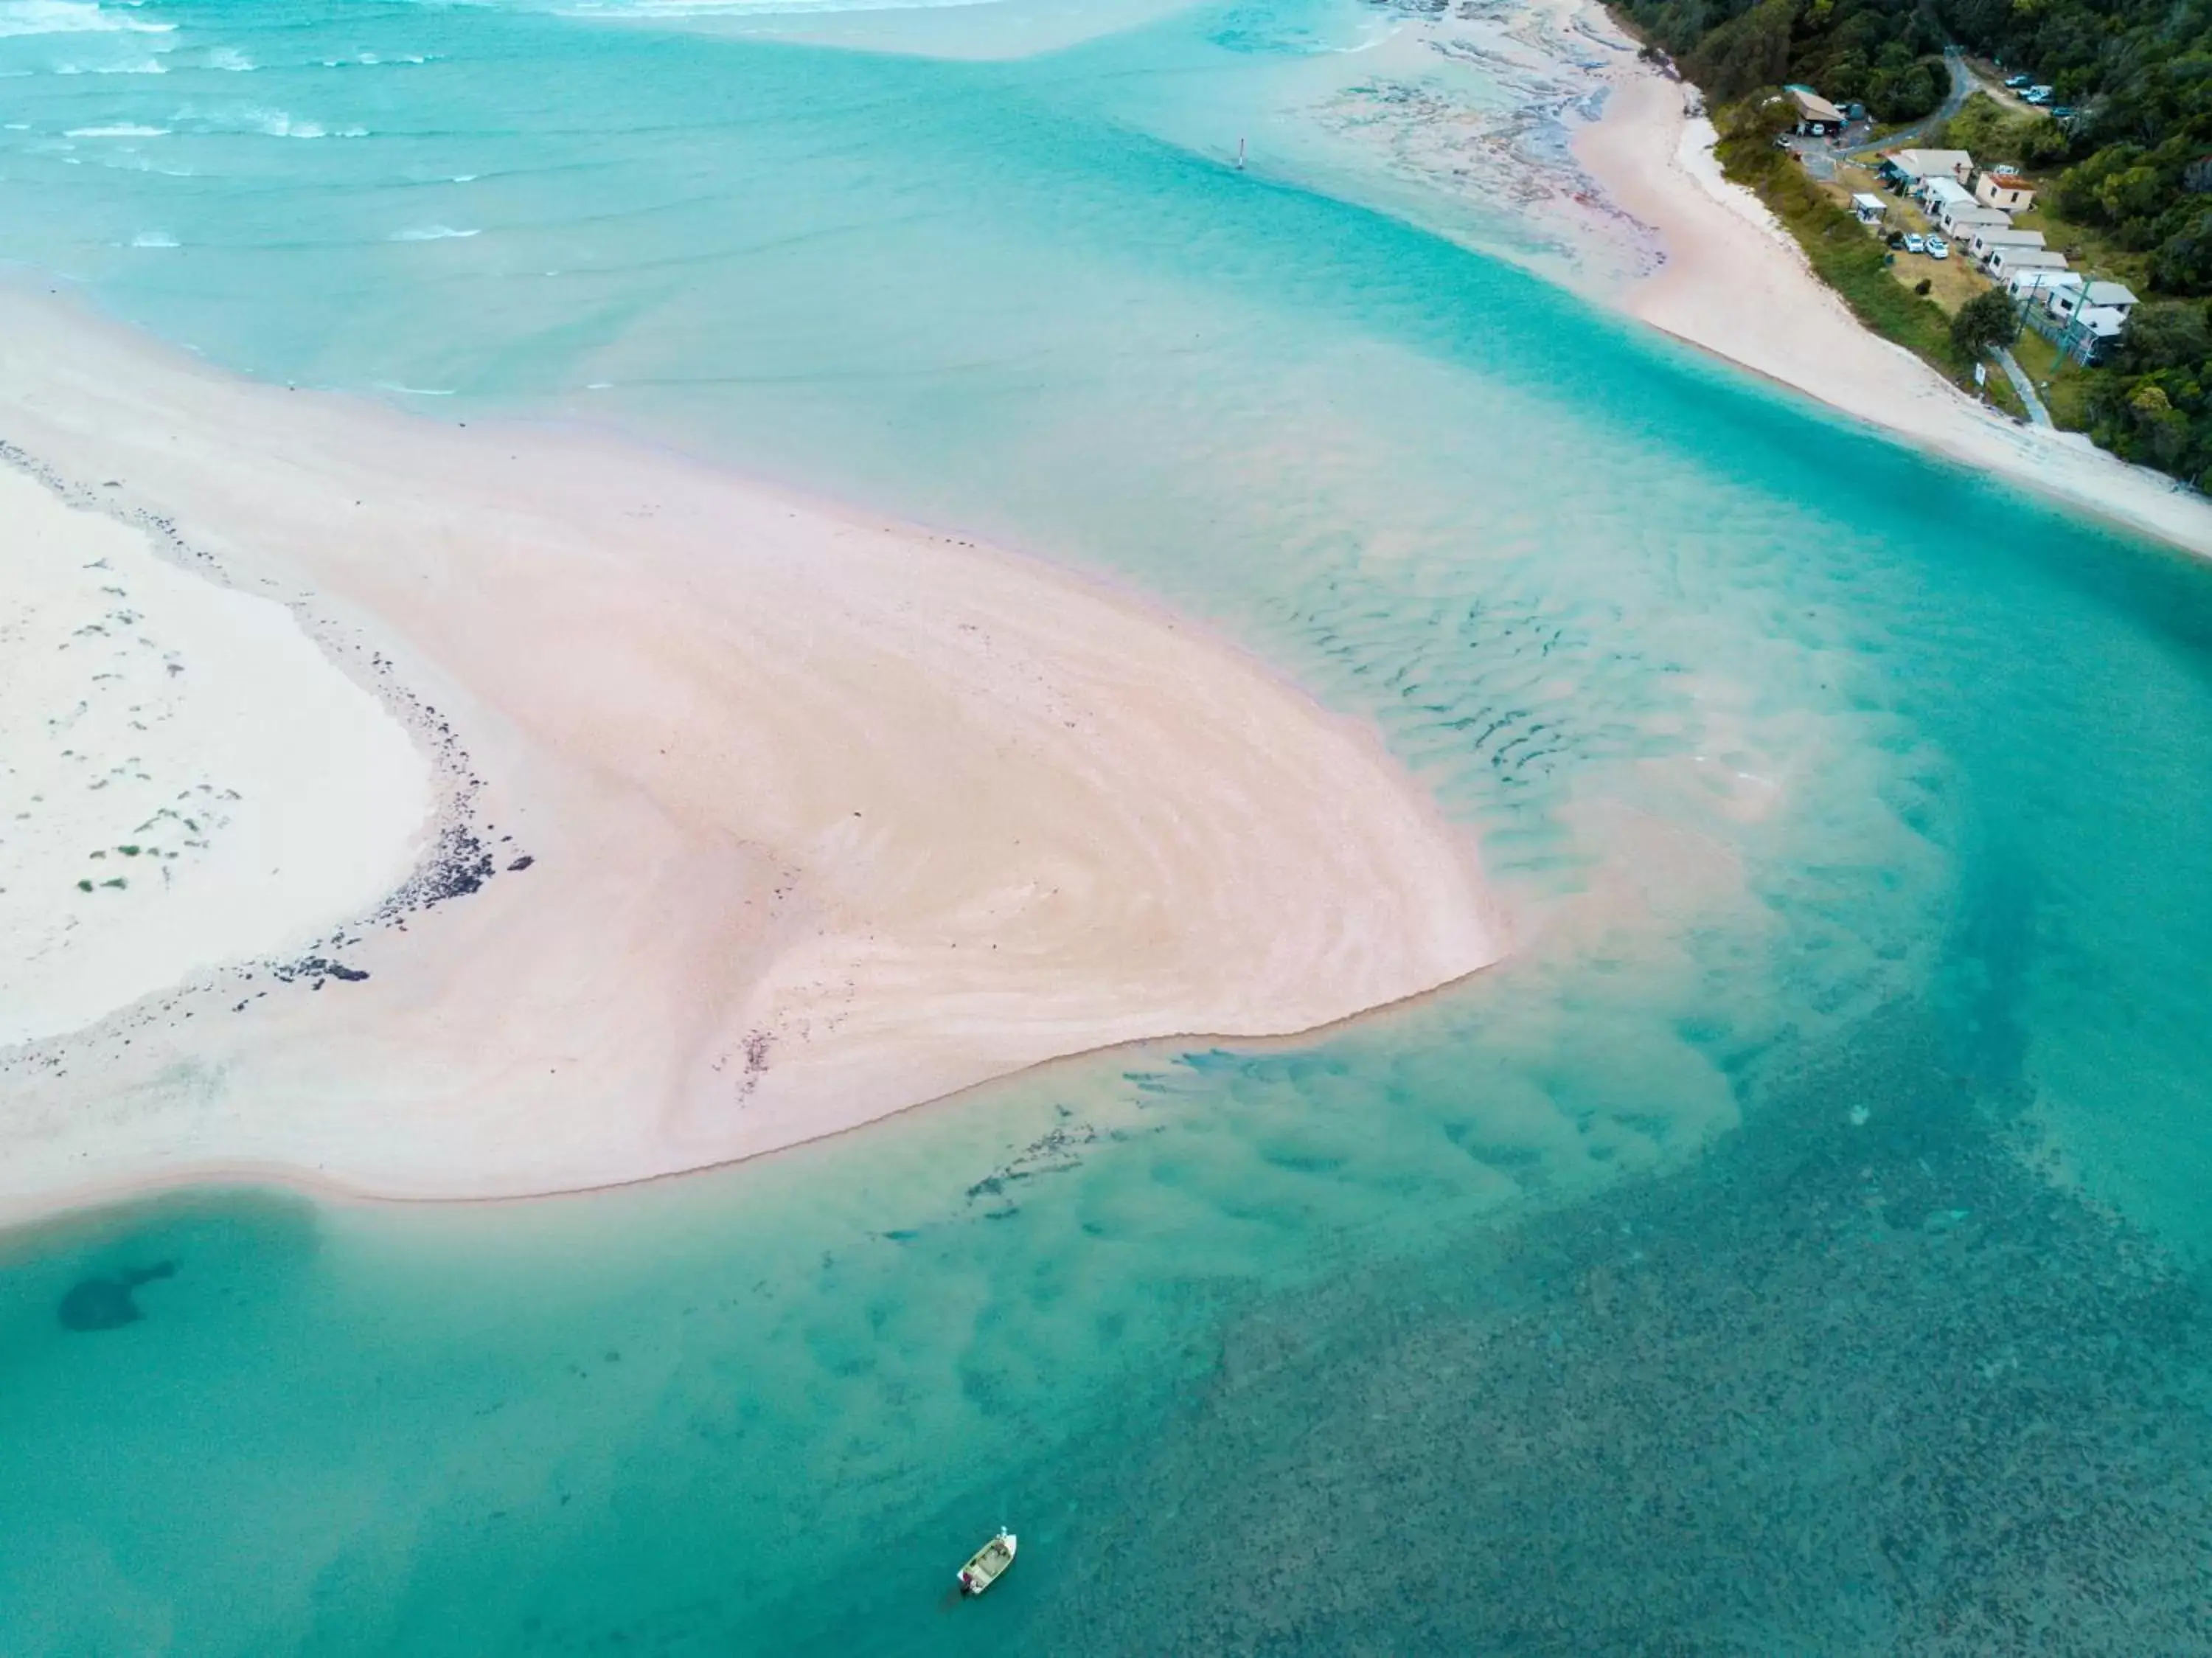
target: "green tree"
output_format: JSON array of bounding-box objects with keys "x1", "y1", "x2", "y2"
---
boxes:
[
  {"x1": 1951, "y1": 288, "x2": 2022, "y2": 357},
  {"x1": 2115, "y1": 302, "x2": 2212, "y2": 372}
]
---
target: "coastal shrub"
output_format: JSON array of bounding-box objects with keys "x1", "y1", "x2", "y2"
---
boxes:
[
  {"x1": 1865, "y1": 46, "x2": 1942, "y2": 122},
  {"x1": 2151, "y1": 207, "x2": 2212, "y2": 293},
  {"x1": 2115, "y1": 302, "x2": 2212, "y2": 375},
  {"x1": 1930, "y1": 93, "x2": 2067, "y2": 170},
  {"x1": 1685, "y1": 0, "x2": 1794, "y2": 103},
  {"x1": 2082, "y1": 303, "x2": 2212, "y2": 482},
  {"x1": 1951, "y1": 288, "x2": 2022, "y2": 358}
]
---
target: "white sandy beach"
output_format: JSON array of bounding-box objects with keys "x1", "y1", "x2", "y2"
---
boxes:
[
  {"x1": 1569, "y1": 40, "x2": 2212, "y2": 557},
  {"x1": 0, "y1": 465, "x2": 429, "y2": 1047},
  {"x1": 0, "y1": 291, "x2": 1501, "y2": 1219}
]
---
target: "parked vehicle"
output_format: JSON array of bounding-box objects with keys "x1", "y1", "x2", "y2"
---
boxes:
[
  {"x1": 1925, "y1": 236, "x2": 1950, "y2": 260},
  {"x1": 2024, "y1": 86, "x2": 2054, "y2": 105},
  {"x1": 1904, "y1": 233, "x2": 1927, "y2": 254},
  {"x1": 2006, "y1": 73, "x2": 2033, "y2": 89}
]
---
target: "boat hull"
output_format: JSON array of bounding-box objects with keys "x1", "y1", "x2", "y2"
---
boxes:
[{"x1": 956, "y1": 1531, "x2": 1018, "y2": 1596}]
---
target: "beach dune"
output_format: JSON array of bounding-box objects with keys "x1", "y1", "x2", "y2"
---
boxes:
[{"x1": 0, "y1": 293, "x2": 1502, "y2": 1217}]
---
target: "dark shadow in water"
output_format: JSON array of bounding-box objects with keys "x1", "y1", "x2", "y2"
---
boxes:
[
  {"x1": 57, "y1": 1260, "x2": 177, "y2": 1333},
  {"x1": 1013, "y1": 1004, "x2": 2212, "y2": 1656}
]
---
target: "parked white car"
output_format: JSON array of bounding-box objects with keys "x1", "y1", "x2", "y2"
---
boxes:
[
  {"x1": 1925, "y1": 236, "x2": 1950, "y2": 260},
  {"x1": 1904, "y1": 233, "x2": 1927, "y2": 254}
]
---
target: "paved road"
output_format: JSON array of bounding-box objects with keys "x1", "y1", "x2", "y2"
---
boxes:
[
  {"x1": 1994, "y1": 344, "x2": 2054, "y2": 426},
  {"x1": 1842, "y1": 47, "x2": 1972, "y2": 157},
  {"x1": 1787, "y1": 47, "x2": 1972, "y2": 178}
]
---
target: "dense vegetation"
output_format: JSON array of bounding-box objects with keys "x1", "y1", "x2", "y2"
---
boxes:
[
  {"x1": 1930, "y1": 91, "x2": 2067, "y2": 169},
  {"x1": 2084, "y1": 300, "x2": 2212, "y2": 479},
  {"x1": 1610, "y1": 0, "x2": 2212, "y2": 485},
  {"x1": 1617, "y1": 0, "x2": 1946, "y2": 117}
]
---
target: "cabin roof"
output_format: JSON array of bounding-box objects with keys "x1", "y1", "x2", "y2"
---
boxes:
[
  {"x1": 1888, "y1": 148, "x2": 1972, "y2": 176},
  {"x1": 1785, "y1": 85, "x2": 1846, "y2": 122}
]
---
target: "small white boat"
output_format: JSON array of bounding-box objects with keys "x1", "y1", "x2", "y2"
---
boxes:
[{"x1": 956, "y1": 1529, "x2": 1018, "y2": 1596}]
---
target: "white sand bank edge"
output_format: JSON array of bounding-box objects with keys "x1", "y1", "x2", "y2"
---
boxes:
[
  {"x1": 0, "y1": 461, "x2": 431, "y2": 1045},
  {"x1": 0, "y1": 291, "x2": 1503, "y2": 1219},
  {"x1": 1571, "y1": 44, "x2": 2212, "y2": 559}
]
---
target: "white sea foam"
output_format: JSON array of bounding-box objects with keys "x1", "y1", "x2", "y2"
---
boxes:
[
  {"x1": 129, "y1": 229, "x2": 177, "y2": 246},
  {"x1": 0, "y1": 0, "x2": 174, "y2": 37},
  {"x1": 205, "y1": 46, "x2": 254, "y2": 70},
  {"x1": 66, "y1": 122, "x2": 167, "y2": 136},
  {"x1": 187, "y1": 105, "x2": 369, "y2": 139},
  {"x1": 373, "y1": 381, "x2": 457, "y2": 395},
  {"x1": 390, "y1": 224, "x2": 479, "y2": 240}
]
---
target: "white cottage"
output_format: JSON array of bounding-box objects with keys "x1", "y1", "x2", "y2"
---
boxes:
[
  {"x1": 1884, "y1": 148, "x2": 1975, "y2": 190},
  {"x1": 1969, "y1": 225, "x2": 2047, "y2": 266},
  {"x1": 1986, "y1": 245, "x2": 2068, "y2": 282}
]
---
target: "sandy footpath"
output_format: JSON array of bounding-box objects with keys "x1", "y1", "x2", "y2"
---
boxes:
[
  {"x1": 0, "y1": 290, "x2": 1501, "y2": 1219},
  {"x1": 1569, "y1": 31, "x2": 2212, "y2": 558}
]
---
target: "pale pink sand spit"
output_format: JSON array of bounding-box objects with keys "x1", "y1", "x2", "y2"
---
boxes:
[{"x1": 0, "y1": 293, "x2": 1502, "y2": 1218}]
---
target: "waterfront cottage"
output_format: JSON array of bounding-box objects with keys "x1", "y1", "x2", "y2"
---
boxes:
[
  {"x1": 1975, "y1": 170, "x2": 2037, "y2": 212},
  {"x1": 2048, "y1": 280, "x2": 2137, "y2": 327},
  {"x1": 2031, "y1": 280, "x2": 2139, "y2": 365},
  {"x1": 1986, "y1": 246, "x2": 2069, "y2": 282},
  {"x1": 1921, "y1": 176, "x2": 1975, "y2": 219},
  {"x1": 1882, "y1": 148, "x2": 1975, "y2": 192},
  {"x1": 1938, "y1": 203, "x2": 2011, "y2": 236},
  {"x1": 2006, "y1": 268, "x2": 2084, "y2": 305},
  {"x1": 1969, "y1": 225, "x2": 2046, "y2": 267}
]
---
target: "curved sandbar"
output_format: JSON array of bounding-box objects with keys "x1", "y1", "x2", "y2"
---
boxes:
[{"x1": 0, "y1": 295, "x2": 1503, "y2": 1215}]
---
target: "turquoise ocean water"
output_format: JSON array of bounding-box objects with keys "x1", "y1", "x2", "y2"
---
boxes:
[{"x1": 4, "y1": 0, "x2": 2212, "y2": 1649}]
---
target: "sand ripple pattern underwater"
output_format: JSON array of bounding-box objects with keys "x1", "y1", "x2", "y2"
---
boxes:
[{"x1": 3, "y1": 0, "x2": 2212, "y2": 1651}]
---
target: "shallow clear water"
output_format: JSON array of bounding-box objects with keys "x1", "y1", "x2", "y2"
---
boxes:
[{"x1": 3, "y1": 0, "x2": 2211, "y2": 1650}]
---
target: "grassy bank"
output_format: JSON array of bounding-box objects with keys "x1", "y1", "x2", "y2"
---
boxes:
[{"x1": 1711, "y1": 118, "x2": 1970, "y2": 385}]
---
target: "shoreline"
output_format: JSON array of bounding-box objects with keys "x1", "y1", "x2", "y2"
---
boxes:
[
  {"x1": 0, "y1": 290, "x2": 1505, "y2": 1225},
  {"x1": 0, "y1": 953, "x2": 1495, "y2": 1246},
  {"x1": 1567, "y1": 23, "x2": 2212, "y2": 559}
]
